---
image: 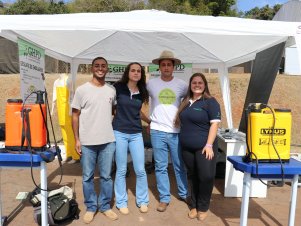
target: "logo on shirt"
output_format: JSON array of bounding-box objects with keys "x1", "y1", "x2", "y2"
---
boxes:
[
  {"x1": 193, "y1": 108, "x2": 203, "y2": 111},
  {"x1": 133, "y1": 98, "x2": 142, "y2": 104},
  {"x1": 158, "y1": 88, "x2": 176, "y2": 105}
]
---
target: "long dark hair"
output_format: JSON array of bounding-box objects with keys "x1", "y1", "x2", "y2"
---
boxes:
[
  {"x1": 174, "y1": 73, "x2": 211, "y2": 127},
  {"x1": 118, "y1": 62, "x2": 149, "y2": 104}
]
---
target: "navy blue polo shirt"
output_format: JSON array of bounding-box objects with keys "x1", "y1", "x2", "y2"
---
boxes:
[
  {"x1": 112, "y1": 82, "x2": 143, "y2": 134},
  {"x1": 179, "y1": 97, "x2": 221, "y2": 150}
]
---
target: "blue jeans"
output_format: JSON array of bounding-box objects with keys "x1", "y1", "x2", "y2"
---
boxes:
[
  {"x1": 81, "y1": 143, "x2": 115, "y2": 212},
  {"x1": 114, "y1": 130, "x2": 149, "y2": 208},
  {"x1": 150, "y1": 129, "x2": 188, "y2": 203}
]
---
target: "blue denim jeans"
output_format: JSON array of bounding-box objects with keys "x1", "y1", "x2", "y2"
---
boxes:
[
  {"x1": 150, "y1": 129, "x2": 188, "y2": 203},
  {"x1": 81, "y1": 142, "x2": 115, "y2": 212},
  {"x1": 114, "y1": 130, "x2": 149, "y2": 208}
]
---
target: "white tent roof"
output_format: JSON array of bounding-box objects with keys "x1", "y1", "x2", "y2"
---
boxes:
[
  {"x1": 1, "y1": 10, "x2": 301, "y2": 129},
  {"x1": 0, "y1": 10, "x2": 299, "y2": 66}
]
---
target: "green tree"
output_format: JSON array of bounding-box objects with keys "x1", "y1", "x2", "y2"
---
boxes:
[
  {"x1": 5, "y1": 0, "x2": 48, "y2": 14},
  {"x1": 272, "y1": 4, "x2": 281, "y2": 14},
  {"x1": 48, "y1": 1, "x2": 69, "y2": 14},
  {"x1": 244, "y1": 4, "x2": 281, "y2": 20},
  {"x1": 0, "y1": 0, "x2": 4, "y2": 14},
  {"x1": 68, "y1": 0, "x2": 145, "y2": 13},
  {"x1": 147, "y1": 0, "x2": 178, "y2": 13},
  {"x1": 4, "y1": 0, "x2": 69, "y2": 15},
  {"x1": 3, "y1": 0, "x2": 239, "y2": 17},
  {"x1": 147, "y1": 0, "x2": 237, "y2": 16},
  {"x1": 205, "y1": 0, "x2": 236, "y2": 16}
]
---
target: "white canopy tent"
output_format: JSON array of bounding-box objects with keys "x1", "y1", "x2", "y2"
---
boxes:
[{"x1": 1, "y1": 10, "x2": 301, "y2": 129}]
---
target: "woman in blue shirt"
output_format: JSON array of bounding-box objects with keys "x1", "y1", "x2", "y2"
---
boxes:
[
  {"x1": 174, "y1": 73, "x2": 221, "y2": 221},
  {"x1": 113, "y1": 62, "x2": 150, "y2": 215}
]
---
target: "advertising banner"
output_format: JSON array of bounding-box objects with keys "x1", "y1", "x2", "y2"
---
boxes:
[
  {"x1": 148, "y1": 63, "x2": 192, "y2": 83},
  {"x1": 18, "y1": 38, "x2": 45, "y2": 104},
  {"x1": 106, "y1": 64, "x2": 127, "y2": 82}
]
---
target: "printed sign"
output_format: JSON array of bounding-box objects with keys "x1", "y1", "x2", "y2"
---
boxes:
[
  {"x1": 106, "y1": 64, "x2": 149, "y2": 82},
  {"x1": 106, "y1": 64, "x2": 127, "y2": 82},
  {"x1": 149, "y1": 63, "x2": 192, "y2": 83},
  {"x1": 18, "y1": 38, "x2": 45, "y2": 104}
]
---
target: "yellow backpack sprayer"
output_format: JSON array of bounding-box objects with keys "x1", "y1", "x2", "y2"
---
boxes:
[{"x1": 244, "y1": 103, "x2": 292, "y2": 163}]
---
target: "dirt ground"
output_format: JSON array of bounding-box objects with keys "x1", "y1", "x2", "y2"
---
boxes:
[{"x1": 0, "y1": 159, "x2": 300, "y2": 226}]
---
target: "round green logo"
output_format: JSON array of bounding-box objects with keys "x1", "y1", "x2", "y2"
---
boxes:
[{"x1": 158, "y1": 88, "x2": 176, "y2": 105}]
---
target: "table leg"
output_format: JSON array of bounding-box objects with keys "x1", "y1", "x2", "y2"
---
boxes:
[
  {"x1": 0, "y1": 168, "x2": 2, "y2": 226},
  {"x1": 288, "y1": 174, "x2": 298, "y2": 226},
  {"x1": 40, "y1": 161, "x2": 48, "y2": 226},
  {"x1": 0, "y1": 169, "x2": 6, "y2": 226},
  {"x1": 240, "y1": 172, "x2": 251, "y2": 226}
]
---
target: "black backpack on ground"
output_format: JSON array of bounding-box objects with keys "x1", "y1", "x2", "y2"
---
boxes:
[{"x1": 31, "y1": 186, "x2": 79, "y2": 225}]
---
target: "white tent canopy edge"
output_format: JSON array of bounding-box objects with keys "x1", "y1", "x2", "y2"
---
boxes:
[{"x1": 1, "y1": 10, "x2": 301, "y2": 129}]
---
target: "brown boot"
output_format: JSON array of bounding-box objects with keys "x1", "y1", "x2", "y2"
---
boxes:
[
  {"x1": 188, "y1": 208, "x2": 197, "y2": 219},
  {"x1": 197, "y1": 211, "x2": 208, "y2": 221},
  {"x1": 156, "y1": 202, "x2": 169, "y2": 212}
]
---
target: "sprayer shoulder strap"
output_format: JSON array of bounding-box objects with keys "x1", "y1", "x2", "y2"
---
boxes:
[
  {"x1": 21, "y1": 109, "x2": 26, "y2": 150},
  {"x1": 38, "y1": 103, "x2": 50, "y2": 148},
  {"x1": 21, "y1": 109, "x2": 32, "y2": 150},
  {"x1": 24, "y1": 109, "x2": 33, "y2": 150}
]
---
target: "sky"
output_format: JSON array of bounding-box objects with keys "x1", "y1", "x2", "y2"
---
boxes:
[
  {"x1": 236, "y1": 0, "x2": 289, "y2": 12},
  {"x1": 2, "y1": 0, "x2": 291, "y2": 12}
]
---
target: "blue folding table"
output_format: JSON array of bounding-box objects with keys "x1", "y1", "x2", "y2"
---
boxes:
[
  {"x1": 227, "y1": 156, "x2": 301, "y2": 226},
  {"x1": 0, "y1": 152, "x2": 52, "y2": 226}
]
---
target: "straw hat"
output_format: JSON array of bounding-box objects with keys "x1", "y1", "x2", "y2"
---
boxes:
[{"x1": 152, "y1": 50, "x2": 181, "y2": 65}]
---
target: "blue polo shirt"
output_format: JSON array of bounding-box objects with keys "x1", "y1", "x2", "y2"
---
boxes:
[
  {"x1": 112, "y1": 82, "x2": 143, "y2": 134},
  {"x1": 179, "y1": 97, "x2": 221, "y2": 150}
]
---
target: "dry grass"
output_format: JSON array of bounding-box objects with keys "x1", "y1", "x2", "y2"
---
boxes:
[{"x1": 1, "y1": 73, "x2": 300, "y2": 146}]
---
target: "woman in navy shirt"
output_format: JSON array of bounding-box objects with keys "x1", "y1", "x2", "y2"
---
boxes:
[
  {"x1": 174, "y1": 73, "x2": 221, "y2": 221},
  {"x1": 113, "y1": 62, "x2": 150, "y2": 215}
]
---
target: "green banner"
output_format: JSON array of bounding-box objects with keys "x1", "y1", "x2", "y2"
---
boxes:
[
  {"x1": 18, "y1": 38, "x2": 45, "y2": 103},
  {"x1": 149, "y1": 63, "x2": 192, "y2": 72}
]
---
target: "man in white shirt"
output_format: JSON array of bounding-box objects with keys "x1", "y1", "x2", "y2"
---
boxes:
[{"x1": 147, "y1": 50, "x2": 189, "y2": 212}]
